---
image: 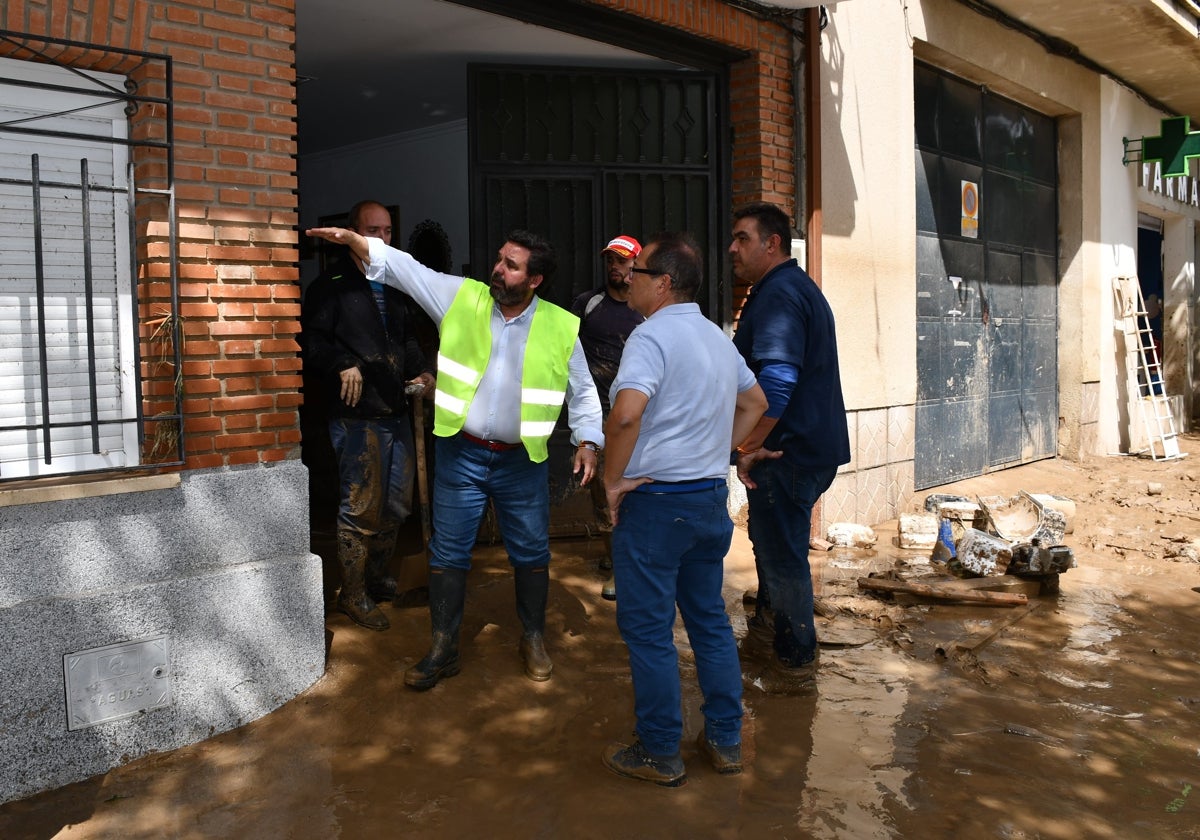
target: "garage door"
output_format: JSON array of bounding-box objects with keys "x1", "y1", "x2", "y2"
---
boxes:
[{"x1": 914, "y1": 63, "x2": 1058, "y2": 489}]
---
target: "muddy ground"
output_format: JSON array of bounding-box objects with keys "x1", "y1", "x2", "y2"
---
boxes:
[{"x1": 3, "y1": 439, "x2": 1200, "y2": 839}]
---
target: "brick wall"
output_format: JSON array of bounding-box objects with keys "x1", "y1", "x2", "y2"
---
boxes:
[{"x1": 2, "y1": 0, "x2": 302, "y2": 471}]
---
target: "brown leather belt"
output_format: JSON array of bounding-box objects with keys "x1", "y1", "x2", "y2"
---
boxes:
[{"x1": 460, "y1": 431, "x2": 523, "y2": 451}]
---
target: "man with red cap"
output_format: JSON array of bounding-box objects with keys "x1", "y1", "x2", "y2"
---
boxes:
[{"x1": 572, "y1": 234, "x2": 645, "y2": 600}]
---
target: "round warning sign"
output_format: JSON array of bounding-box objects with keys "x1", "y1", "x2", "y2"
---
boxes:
[{"x1": 961, "y1": 180, "x2": 979, "y2": 238}]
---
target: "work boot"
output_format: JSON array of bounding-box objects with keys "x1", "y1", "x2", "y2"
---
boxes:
[
  {"x1": 404, "y1": 568, "x2": 468, "y2": 691},
  {"x1": 335, "y1": 528, "x2": 389, "y2": 631},
  {"x1": 365, "y1": 527, "x2": 400, "y2": 603},
  {"x1": 738, "y1": 612, "x2": 774, "y2": 664},
  {"x1": 602, "y1": 740, "x2": 686, "y2": 787},
  {"x1": 514, "y1": 565, "x2": 553, "y2": 681},
  {"x1": 695, "y1": 729, "x2": 743, "y2": 775}
]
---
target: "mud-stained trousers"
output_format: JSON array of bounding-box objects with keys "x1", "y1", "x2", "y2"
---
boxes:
[{"x1": 329, "y1": 416, "x2": 416, "y2": 617}]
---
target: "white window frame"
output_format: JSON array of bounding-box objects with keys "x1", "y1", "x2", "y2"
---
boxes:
[{"x1": 0, "y1": 56, "x2": 140, "y2": 479}]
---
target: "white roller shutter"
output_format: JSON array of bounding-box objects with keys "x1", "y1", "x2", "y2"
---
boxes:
[{"x1": 0, "y1": 57, "x2": 139, "y2": 479}]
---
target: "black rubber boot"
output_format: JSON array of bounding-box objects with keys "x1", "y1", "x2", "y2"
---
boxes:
[
  {"x1": 366, "y1": 527, "x2": 400, "y2": 602},
  {"x1": 514, "y1": 565, "x2": 552, "y2": 681},
  {"x1": 404, "y1": 568, "x2": 468, "y2": 691},
  {"x1": 335, "y1": 528, "x2": 389, "y2": 631}
]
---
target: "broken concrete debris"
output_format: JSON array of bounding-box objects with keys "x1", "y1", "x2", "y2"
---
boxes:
[
  {"x1": 955, "y1": 528, "x2": 1014, "y2": 576},
  {"x1": 898, "y1": 513, "x2": 939, "y2": 549},
  {"x1": 866, "y1": 490, "x2": 1079, "y2": 605},
  {"x1": 827, "y1": 522, "x2": 878, "y2": 548}
]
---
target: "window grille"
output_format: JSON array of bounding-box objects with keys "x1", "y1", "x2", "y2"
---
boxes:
[{"x1": 0, "y1": 31, "x2": 179, "y2": 480}]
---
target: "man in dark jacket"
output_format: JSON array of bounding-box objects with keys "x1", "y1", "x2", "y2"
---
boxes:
[{"x1": 302, "y1": 200, "x2": 434, "y2": 630}]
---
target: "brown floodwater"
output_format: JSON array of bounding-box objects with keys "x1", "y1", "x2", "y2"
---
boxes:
[{"x1": 3, "y1": 455, "x2": 1199, "y2": 839}]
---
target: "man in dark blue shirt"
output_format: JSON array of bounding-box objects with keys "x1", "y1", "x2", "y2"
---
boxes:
[{"x1": 730, "y1": 202, "x2": 851, "y2": 692}]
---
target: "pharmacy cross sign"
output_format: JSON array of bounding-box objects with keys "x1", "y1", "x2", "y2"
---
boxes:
[{"x1": 1142, "y1": 116, "x2": 1200, "y2": 178}]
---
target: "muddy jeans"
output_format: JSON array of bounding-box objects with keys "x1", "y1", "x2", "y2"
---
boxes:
[
  {"x1": 329, "y1": 417, "x2": 415, "y2": 537},
  {"x1": 612, "y1": 483, "x2": 742, "y2": 756},
  {"x1": 745, "y1": 460, "x2": 838, "y2": 667}
]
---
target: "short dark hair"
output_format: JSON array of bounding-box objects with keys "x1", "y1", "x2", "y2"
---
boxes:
[
  {"x1": 732, "y1": 201, "x2": 794, "y2": 247},
  {"x1": 644, "y1": 231, "x2": 702, "y2": 302},
  {"x1": 505, "y1": 229, "x2": 557, "y2": 291},
  {"x1": 348, "y1": 199, "x2": 387, "y2": 231}
]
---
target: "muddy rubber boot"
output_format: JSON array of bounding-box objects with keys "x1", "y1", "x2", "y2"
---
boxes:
[
  {"x1": 335, "y1": 528, "x2": 389, "y2": 631},
  {"x1": 404, "y1": 568, "x2": 467, "y2": 691},
  {"x1": 514, "y1": 565, "x2": 553, "y2": 681},
  {"x1": 366, "y1": 527, "x2": 400, "y2": 602}
]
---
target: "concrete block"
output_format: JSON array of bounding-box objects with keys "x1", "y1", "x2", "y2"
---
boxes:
[
  {"x1": 898, "y1": 512, "x2": 938, "y2": 549},
  {"x1": 0, "y1": 461, "x2": 325, "y2": 804}
]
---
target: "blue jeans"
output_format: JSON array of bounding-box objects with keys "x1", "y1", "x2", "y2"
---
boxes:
[
  {"x1": 746, "y1": 460, "x2": 838, "y2": 667},
  {"x1": 429, "y1": 434, "x2": 550, "y2": 571},
  {"x1": 612, "y1": 485, "x2": 743, "y2": 756},
  {"x1": 328, "y1": 417, "x2": 415, "y2": 537}
]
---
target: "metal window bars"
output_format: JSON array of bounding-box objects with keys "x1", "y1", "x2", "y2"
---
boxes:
[{"x1": 0, "y1": 30, "x2": 181, "y2": 476}]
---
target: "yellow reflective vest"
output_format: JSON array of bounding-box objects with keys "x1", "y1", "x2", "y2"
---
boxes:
[{"x1": 433, "y1": 280, "x2": 579, "y2": 463}]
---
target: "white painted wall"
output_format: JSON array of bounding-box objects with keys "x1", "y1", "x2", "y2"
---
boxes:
[
  {"x1": 1100, "y1": 77, "x2": 1200, "y2": 448},
  {"x1": 297, "y1": 119, "x2": 469, "y2": 289}
]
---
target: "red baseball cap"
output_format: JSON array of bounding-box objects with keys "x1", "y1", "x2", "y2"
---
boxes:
[{"x1": 601, "y1": 235, "x2": 641, "y2": 259}]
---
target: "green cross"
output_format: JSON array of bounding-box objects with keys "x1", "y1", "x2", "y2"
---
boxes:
[{"x1": 1143, "y1": 116, "x2": 1200, "y2": 178}]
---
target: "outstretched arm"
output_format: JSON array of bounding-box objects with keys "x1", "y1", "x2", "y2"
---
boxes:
[{"x1": 306, "y1": 227, "x2": 369, "y2": 264}]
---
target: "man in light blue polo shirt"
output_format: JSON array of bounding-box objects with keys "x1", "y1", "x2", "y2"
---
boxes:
[{"x1": 600, "y1": 231, "x2": 768, "y2": 787}]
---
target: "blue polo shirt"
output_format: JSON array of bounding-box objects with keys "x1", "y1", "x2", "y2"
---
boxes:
[
  {"x1": 733, "y1": 259, "x2": 851, "y2": 468},
  {"x1": 612, "y1": 302, "x2": 757, "y2": 481}
]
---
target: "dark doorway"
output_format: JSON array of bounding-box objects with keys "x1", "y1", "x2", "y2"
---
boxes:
[{"x1": 468, "y1": 63, "x2": 727, "y2": 534}]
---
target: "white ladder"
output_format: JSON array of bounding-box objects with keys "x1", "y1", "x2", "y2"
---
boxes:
[{"x1": 1112, "y1": 276, "x2": 1183, "y2": 460}]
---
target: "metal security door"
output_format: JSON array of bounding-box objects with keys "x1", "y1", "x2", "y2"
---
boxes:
[
  {"x1": 914, "y1": 64, "x2": 1058, "y2": 489},
  {"x1": 468, "y1": 64, "x2": 723, "y2": 535}
]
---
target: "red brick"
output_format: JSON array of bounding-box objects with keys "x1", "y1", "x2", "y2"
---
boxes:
[
  {"x1": 212, "y1": 358, "x2": 272, "y2": 375},
  {"x1": 224, "y1": 414, "x2": 258, "y2": 430},
  {"x1": 211, "y1": 284, "x2": 272, "y2": 300},
  {"x1": 185, "y1": 416, "x2": 223, "y2": 434},
  {"x1": 212, "y1": 395, "x2": 273, "y2": 412},
  {"x1": 215, "y1": 431, "x2": 275, "y2": 449},
  {"x1": 219, "y1": 302, "x2": 256, "y2": 318},
  {"x1": 262, "y1": 338, "x2": 301, "y2": 353},
  {"x1": 182, "y1": 360, "x2": 212, "y2": 377},
  {"x1": 256, "y1": 302, "x2": 300, "y2": 318},
  {"x1": 260, "y1": 375, "x2": 301, "y2": 390}
]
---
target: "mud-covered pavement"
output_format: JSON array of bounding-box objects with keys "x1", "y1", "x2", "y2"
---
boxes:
[{"x1": 4, "y1": 443, "x2": 1200, "y2": 839}]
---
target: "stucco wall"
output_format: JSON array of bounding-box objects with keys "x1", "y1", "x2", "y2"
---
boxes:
[{"x1": 818, "y1": 0, "x2": 1112, "y2": 524}]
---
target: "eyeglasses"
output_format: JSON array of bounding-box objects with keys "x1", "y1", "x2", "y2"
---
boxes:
[{"x1": 628, "y1": 267, "x2": 661, "y2": 276}]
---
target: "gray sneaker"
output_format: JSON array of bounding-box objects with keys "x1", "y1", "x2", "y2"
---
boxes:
[
  {"x1": 696, "y1": 730, "x2": 742, "y2": 775},
  {"x1": 602, "y1": 740, "x2": 686, "y2": 787}
]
